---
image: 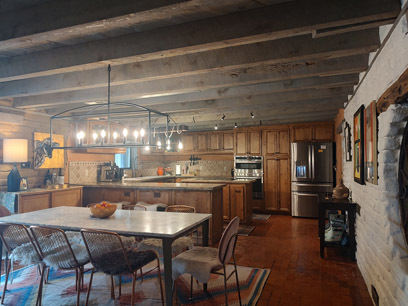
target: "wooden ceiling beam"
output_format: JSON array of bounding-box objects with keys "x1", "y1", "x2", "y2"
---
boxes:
[
  {"x1": 13, "y1": 73, "x2": 357, "y2": 109},
  {"x1": 0, "y1": 0, "x2": 397, "y2": 81}
]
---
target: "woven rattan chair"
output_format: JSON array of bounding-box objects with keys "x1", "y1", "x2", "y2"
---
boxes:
[
  {"x1": 172, "y1": 216, "x2": 242, "y2": 305},
  {"x1": 80, "y1": 229, "x2": 164, "y2": 306},
  {"x1": 133, "y1": 204, "x2": 147, "y2": 211},
  {"x1": 137, "y1": 205, "x2": 196, "y2": 256},
  {"x1": 0, "y1": 223, "x2": 45, "y2": 305},
  {"x1": 30, "y1": 226, "x2": 90, "y2": 306}
]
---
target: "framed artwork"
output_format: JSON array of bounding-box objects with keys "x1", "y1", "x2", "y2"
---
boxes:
[
  {"x1": 354, "y1": 105, "x2": 365, "y2": 184},
  {"x1": 365, "y1": 101, "x2": 378, "y2": 184},
  {"x1": 344, "y1": 122, "x2": 352, "y2": 162},
  {"x1": 20, "y1": 177, "x2": 28, "y2": 190},
  {"x1": 34, "y1": 132, "x2": 64, "y2": 169}
]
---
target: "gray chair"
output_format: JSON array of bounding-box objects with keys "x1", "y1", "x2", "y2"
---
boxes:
[
  {"x1": 80, "y1": 229, "x2": 164, "y2": 306},
  {"x1": 172, "y1": 216, "x2": 242, "y2": 305}
]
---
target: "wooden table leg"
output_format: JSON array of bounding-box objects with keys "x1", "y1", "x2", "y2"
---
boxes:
[{"x1": 162, "y1": 238, "x2": 173, "y2": 305}]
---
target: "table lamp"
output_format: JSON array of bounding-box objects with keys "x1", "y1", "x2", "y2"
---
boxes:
[{"x1": 3, "y1": 139, "x2": 28, "y2": 192}]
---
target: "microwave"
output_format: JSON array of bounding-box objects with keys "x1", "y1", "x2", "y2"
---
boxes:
[{"x1": 99, "y1": 165, "x2": 120, "y2": 182}]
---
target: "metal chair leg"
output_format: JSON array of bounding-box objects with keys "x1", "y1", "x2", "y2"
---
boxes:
[
  {"x1": 119, "y1": 275, "x2": 122, "y2": 298},
  {"x1": 234, "y1": 262, "x2": 242, "y2": 306},
  {"x1": 85, "y1": 268, "x2": 94, "y2": 306},
  {"x1": 110, "y1": 275, "x2": 115, "y2": 299},
  {"x1": 190, "y1": 275, "x2": 194, "y2": 299},
  {"x1": 157, "y1": 258, "x2": 164, "y2": 306},
  {"x1": 1, "y1": 260, "x2": 11, "y2": 304},
  {"x1": 223, "y1": 265, "x2": 229, "y2": 306},
  {"x1": 131, "y1": 273, "x2": 136, "y2": 306},
  {"x1": 36, "y1": 263, "x2": 46, "y2": 306}
]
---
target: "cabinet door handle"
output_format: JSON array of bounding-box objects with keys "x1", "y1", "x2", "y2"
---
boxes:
[{"x1": 235, "y1": 190, "x2": 241, "y2": 193}]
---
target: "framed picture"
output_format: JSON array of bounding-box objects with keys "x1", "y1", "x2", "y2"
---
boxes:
[
  {"x1": 344, "y1": 122, "x2": 352, "y2": 162},
  {"x1": 365, "y1": 101, "x2": 378, "y2": 184},
  {"x1": 354, "y1": 105, "x2": 365, "y2": 184},
  {"x1": 20, "y1": 177, "x2": 28, "y2": 190},
  {"x1": 34, "y1": 132, "x2": 64, "y2": 169}
]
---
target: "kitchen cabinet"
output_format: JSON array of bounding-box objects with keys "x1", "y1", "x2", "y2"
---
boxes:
[
  {"x1": 17, "y1": 187, "x2": 83, "y2": 213},
  {"x1": 230, "y1": 185, "x2": 245, "y2": 221},
  {"x1": 51, "y1": 188, "x2": 82, "y2": 208},
  {"x1": 105, "y1": 188, "x2": 135, "y2": 203},
  {"x1": 223, "y1": 132, "x2": 234, "y2": 151},
  {"x1": 262, "y1": 129, "x2": 290, "y2": 156},
  {"x1": 291, "y1": 123, "x2": 333, "y2": 142},
  {"x1": 196, "y1": 133, "x2": 208, "y2": 151},
  {"x1": 209, "y1": 133, "x2": 222, "y2": 151},
  {"x1": 19, "y1": 193, "x2": 51, "y2": 213},
  {"x1": 264, "y1": 157, "x2": 290, "y2": 213},
  {"x1": 180, "y1": 134, "x2": 195, "y2": 152},
  {"x1": 235, "y1": 130, "x2": 261, "y2": 155},
  {"x1": 222, "y1": 185, "x2": 230, "y2": 220},
  {"x1": 136, "y1": 190, "x2": 172, "y2": 204}
]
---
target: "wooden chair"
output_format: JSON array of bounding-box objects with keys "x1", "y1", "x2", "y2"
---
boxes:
[
  {"x1": 30, "y1": 226, "x2": 90, "y2": 306},
  {"x1": 80, "y1": 229, "x2": 164, "y2": 306},
  {"x1": 165, "y1": 205, "x2": 196, "y2": 213},
  {"x1": 0, "y1": 223, "x2": 45, "y2": 306},
  {"x1": 172, "y1": 216, "x2": 242, "y2": 305},
  {"x1": 133, "y1": 204, "x2": 147, "y2": 211}
]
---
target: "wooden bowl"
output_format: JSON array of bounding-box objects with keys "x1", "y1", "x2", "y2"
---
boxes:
[{"x1": 89, "y1": 202, "x2": 117, "y2": 218}]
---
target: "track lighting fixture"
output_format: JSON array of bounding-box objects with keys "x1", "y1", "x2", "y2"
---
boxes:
[
  {"x1": 221, "y1": 114, "x2": 225, "y2": 120},
  {"x1": 234, "y1": 123, "x2": 238, "y2": 128},
  {"x1": 251, "y1": 112, "x2": 255, "y2": 119},
  {"x1": 214, "y1": 124, "x2": 218, "y2": 130}
]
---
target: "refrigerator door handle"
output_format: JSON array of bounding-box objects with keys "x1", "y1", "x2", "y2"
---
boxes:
[
  {"x1": 308, "y1": 144, "x2": 312, "y2": 180},
  {"x1": 311, "y1": 144, "x2": 315, "y2": 181},
  {"x1": 293, "y1": 192, "x2": 318, "y2": 197}
]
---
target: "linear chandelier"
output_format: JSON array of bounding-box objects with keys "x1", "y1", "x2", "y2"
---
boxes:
[{"x1": 46, "y1": 65, "x2": 186, "y2": 156}]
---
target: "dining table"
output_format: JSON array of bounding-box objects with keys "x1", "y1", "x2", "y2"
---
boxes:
[{"x1": 0, "y1": 206, "x2": 211, "y2": 305}]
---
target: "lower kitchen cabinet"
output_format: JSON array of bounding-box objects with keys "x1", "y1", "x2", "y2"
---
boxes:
[
  {"x1": 136, "y1": 190, "x2": 172, "y2": 204},
  {"x1": 105, "y1": 188, "x2": 135, "y2": 203},
  {"x1": 222, "y1": 185, "x2": 230, "y2": 220},
  {"x1": 264, "y1": 157, "x2": 291, "y2": 213},
  {"x1": 230, "y1": 185, "x2": 245, "y2": 221},
  {"x1": 222, "y1": 183, "x2": 252, "y2": 224},
  {"x1": 17, "y1": 187, "x2": 83, "y2": 213}
]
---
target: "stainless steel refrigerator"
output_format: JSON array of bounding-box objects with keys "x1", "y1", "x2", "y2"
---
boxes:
[{"x1": 291, "y1": 142, "x2": 334, "y2": 217}]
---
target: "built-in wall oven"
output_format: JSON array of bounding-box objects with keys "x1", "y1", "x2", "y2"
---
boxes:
[{"x1": 234, "y1": 156, "x2": 263, "y2": 199}]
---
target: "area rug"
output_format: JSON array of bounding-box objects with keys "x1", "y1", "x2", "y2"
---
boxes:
[
  {"x1": 0, "y1": 263, "x2": 269, "y2": 305},
  {"x1": 252, "y1": 214, "x2": 271, "y2": 221}
]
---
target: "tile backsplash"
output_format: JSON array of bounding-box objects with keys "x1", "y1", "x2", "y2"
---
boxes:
[{"x1": 69, "y1": 161, "x2": 105, "y2": 184}]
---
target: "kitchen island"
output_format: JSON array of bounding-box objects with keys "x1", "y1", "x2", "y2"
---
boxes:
[
  {"x1": 81, "y1": 181, "x2": 224, "y2": 244},
  {"x1": 181, "y1": 178, "x2": 254, "y2": 224}
]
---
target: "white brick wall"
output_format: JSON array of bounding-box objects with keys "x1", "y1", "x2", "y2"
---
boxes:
[{"x1": 343, "y1": 10, "x2": 408, "y2": 306}]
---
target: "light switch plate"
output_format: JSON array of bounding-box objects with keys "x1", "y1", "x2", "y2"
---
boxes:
[{"x1": 21, "y1": 162, "x2": 31, "y2": 169}]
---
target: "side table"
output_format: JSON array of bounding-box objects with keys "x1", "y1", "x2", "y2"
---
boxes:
[{"x1": 318, "y1": 196, "x2": 357, "y2": 260}]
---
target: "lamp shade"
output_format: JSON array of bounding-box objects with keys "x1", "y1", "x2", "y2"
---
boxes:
[{"x1": 3, "y1": 139, "x2": 28, "y2": 163}]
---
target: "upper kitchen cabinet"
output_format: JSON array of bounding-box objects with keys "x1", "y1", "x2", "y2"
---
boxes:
[
  {"x1": 196, "y1": 133, "x2": 208, "y2": 151},
  {"x1": 234, "y1": 130, "x2": 261, "y2": 155},
  {"x1": 223, "y1": 132, "x2": 234, "y2": 151},
  {"x1": 262, "y1": 128, "x2": 290, "y2": 156},
  {"x1": 180, "y1": 133, "x2": 195, "y2": 152},
  {"x1": 291, "y1": 122, "x2": 334, "y2": 142}
]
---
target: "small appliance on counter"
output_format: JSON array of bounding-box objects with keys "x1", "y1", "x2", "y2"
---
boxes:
[
  {"x1": 175, "y1": 165, "x2": 182, "y2": 176},
  {"x1": 98, "y1": 162, "x2": 120, "y2": 182}
]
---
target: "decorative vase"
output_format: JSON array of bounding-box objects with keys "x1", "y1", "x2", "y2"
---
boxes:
[{"x1": 333, "y1": 179, "x2": 349, "y2": 199}]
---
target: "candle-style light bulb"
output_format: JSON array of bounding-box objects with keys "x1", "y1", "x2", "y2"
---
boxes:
[
  {"x1": 113, "y1": 131, "x2": 118, "y2": 142},
  {"x1": 140, "y1": 128, "x2": 145, "y2": 137},
  {"x1": 144, "y1": 145, "x2": 150, "y2": 151},
  {"x1": 178, "y1": 140, "x2": 183, "y2": 150},
  {"x1": 92, "y1": 132, "x2": 98, "y2": 144},
  {"x1": 123, "y1": 128, "x2": 128, "y2": 143},
  {"x1": 157, "y1": 139, "x2": 162, "y2": 149},
  {"x1": 76, "y1": 131, "x2": 84, "y2": 145},
  {"x1": 133, "y1": 130, "x2": 139, "y2": 141}
]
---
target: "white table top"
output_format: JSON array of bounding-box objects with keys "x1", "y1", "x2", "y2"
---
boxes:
[{"x1": 0, "y1": 207, "x2": 211, "y2": 239}]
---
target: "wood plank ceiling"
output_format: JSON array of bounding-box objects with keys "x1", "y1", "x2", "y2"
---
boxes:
[{"x1": 0, "y1": 0, "x2": 401, "y2": 131}]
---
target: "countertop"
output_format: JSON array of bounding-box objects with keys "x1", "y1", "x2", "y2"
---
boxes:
[
  {"x1": 15, "y1": 185, "x2": 82, "y2": 196},
  {"x1": 79, "y1": 181, "x2": 225, "y2": 191},
  {"x1": 181, "y1": 178, "x2": 256, "y2": 184}
]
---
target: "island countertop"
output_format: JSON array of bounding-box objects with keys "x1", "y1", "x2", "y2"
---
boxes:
[
  {"x1": 77, "y1": 181, "x2": 225, "y2": 191},
  {"x1": 180, "y1": 178, "x2": 256, "y2": 184}
]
